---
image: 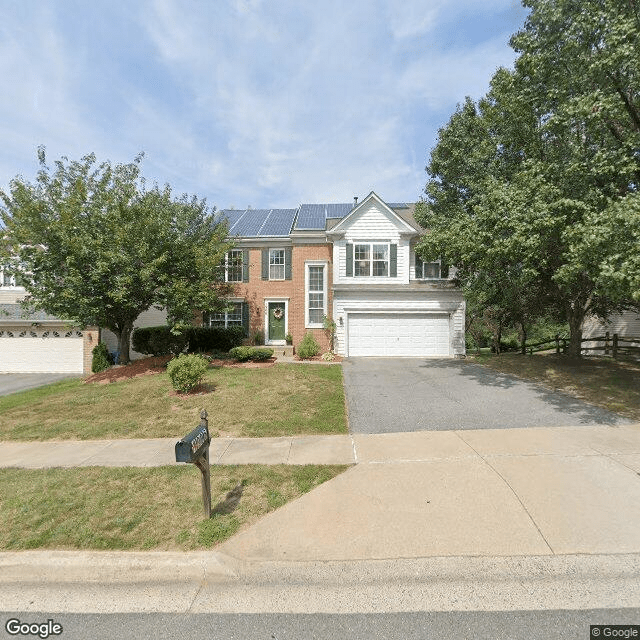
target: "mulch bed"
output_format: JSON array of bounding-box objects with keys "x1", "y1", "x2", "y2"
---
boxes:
[{"x1": 84, "y1": 355, "x2": 277, "y2": 384}]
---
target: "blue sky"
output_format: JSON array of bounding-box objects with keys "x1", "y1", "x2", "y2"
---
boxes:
[{"x1": 0, "y1": 0, "x2": 529, "y2": 209}]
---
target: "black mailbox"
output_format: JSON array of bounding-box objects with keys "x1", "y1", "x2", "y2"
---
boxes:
[
  {"x1": 175, "y1": 409, "x2": 212, "y2": 518},
  {"x1": 175, "y1": 424, "x2": 210, "y2": 463}
]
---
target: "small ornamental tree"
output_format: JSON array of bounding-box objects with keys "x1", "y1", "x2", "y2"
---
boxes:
[{"x1": 0, "y1": 149, "x2": 234, "y2": 363}]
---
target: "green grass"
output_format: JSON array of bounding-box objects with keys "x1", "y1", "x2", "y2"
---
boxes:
[
  {"x1": 473, "y1": 352, "x2": 640, "y2": 421},
  {"x1": 0, "y1": 364, "x2": 347, "y2": 441},
  {"x1": 0, "y1": 464, "x2": 348, "y2": 551}
]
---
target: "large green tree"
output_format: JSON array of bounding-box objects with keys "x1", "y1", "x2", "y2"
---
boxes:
[
  {"x1": 0, "y1": 149, "x2": 233, "y2": 363},
  {"x1": 416, "y1": 0, "x2": 640, "y2": 356}
]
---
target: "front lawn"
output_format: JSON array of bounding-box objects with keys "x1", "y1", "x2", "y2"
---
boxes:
[
  {"x1": 0, "y1": 363, "x2": 347, "y2": 440},
  {"x1": 474, "y1": 352, "x2": 640, "y2": 421},
  {"x1": 0, "y1": 464, "x2": 348, "y2": 550}
]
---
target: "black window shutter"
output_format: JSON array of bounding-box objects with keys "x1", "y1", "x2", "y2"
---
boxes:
[
  {"x1": 440, "y1": 260, "x2": 449, "y2": 279},
  {"x1": 261, "y1": 249, "x2": 269, "y2": 280},
  {"x1": 415, "y1": 254, "x2": 423, "y2": 279},
  {"x1": 346, "y1": 243, "x2": 353, "y2": 277},
  {"x1": 285, "y1": 247, "x2": 292, "y2": 280},
  {"x1": 390, "y1": 244, "x2": 397, "y2": 277},
  {"x1": 241, "y1": 301, "x2": 249, "y2": 336},
  {"x1": 242, "y1": 249, "x2": 250, "y2": 282}
]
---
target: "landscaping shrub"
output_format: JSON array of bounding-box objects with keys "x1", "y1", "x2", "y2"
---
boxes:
[
  {"x1": 166, "y1": 354, "x2": 209, "y2": 393},
  {"x1": 188, "y1": 326, "x2": 244, "y2": 353},
  {"x1": 132, "y1": 326, "x2": 188, "y2": 356},
  {"x1": 229, "y1": 346, "x2": 274, "y2": 362},
  {"x1": 297, "y1": 332, "x2": 320, "y2": 359},
  {"x1": 91, "y1": 342, "x2": 114, "y2": 373}
]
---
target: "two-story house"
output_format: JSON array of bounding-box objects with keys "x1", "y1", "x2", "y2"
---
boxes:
[{"x1": 215, "y1": 191, "x2": 465, "y2": 357}]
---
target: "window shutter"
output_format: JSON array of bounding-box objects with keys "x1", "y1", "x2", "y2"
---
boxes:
[
  {"x1": 390, "y1": 244, "x2": 397, "y2": 278},
  {"x1": 346, "y1": 243, "x2": 353, "y2": 277},
  {"x1": 242, "y1": 249, "x2": 250, "y2": 282},
  {"x1": 241, "y1": 301, "x2": 249, "y2": 336},
  {"x1": 261, "y1": 249, "x2": 269, "y2": 280},
  {"x1": 285, "y1": 247, "x2": 292, "y2": 280},
  {"x1": 440, "y1": 260, "x2": 449, "y2": 279}
]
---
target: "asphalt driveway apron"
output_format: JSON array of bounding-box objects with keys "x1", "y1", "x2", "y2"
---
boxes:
[
  {"x1": 342, "y1": 357, "x2": 632, "y2": 433},
  {"x1": 0, "y1": 373, "x2": 78, "y2": 397}
]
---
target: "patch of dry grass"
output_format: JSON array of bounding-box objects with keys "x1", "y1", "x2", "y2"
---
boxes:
[
  {"x1": 474, "y1": 352, "x2": 640, "y2": 420},
  {"x1": 0, "y1": 464, "x2": 348, "y2": 551},
  {"x1": 0, "y1": 364, "x2": 347, "y2": 440}
]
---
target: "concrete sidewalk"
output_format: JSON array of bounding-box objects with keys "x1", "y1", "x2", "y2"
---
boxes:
[{"x1": 2, "y1": 424, "x2": 640, "y2": 564}]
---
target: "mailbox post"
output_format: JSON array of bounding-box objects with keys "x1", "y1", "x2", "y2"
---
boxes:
[{"x1": 175, "y1": 409, "x2": 212, "y2": 518}]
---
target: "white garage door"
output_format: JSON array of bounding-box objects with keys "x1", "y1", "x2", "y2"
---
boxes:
[
  {"x1": 348, "y1": 313, "x2": 450, "y2": 357},
  {"x1": 0, "y1": 328, "x2": 84, "y2": 373}
]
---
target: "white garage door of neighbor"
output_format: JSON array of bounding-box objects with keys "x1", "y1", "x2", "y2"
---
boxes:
[
  {"x1": 348, "y1": 313, "x2": 450, "y2": 357},
  {"x1": 0, "y1": 329, "x2": 84, "y2": 373}
]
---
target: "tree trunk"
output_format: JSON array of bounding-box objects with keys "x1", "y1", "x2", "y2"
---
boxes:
[
  {"x1": 117, "y1": 323, "x2": 134, "y2": 364},
  {"x1": 566, "y1": 306, "x2": 585, "y2": 358},
  {"x1": 519, "y1": 322, "x2": 528, "y2": 355}
]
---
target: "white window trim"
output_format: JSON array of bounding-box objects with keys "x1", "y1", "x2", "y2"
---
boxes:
[
  {"x1": 353, "y1": 242, "x2": 391, "y2": 278},
  {"x1": 269, "y1": 248, "x2": 286, "y2": 281},
  {"x1": 224, "y1": 249, "x2": 244, "y2": 283},
  {"x1": 204, "y1": 298, "x2": 245, "y2": 329},
  {"x1": 305, "y1": 261, "x2": 328, "y2": 328},
  {"x1": 264, "y1": 298, "x2": 289, "y2": 345}
]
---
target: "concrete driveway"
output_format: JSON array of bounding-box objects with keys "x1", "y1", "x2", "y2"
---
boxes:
[
  {"x1": 0, "y1": 373, "x2": 79, "y2": 397},
  {"x1": 342, "y1": 357, "x2": 631, "y2": 433}
]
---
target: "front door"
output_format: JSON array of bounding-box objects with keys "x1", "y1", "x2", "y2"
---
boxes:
[{"x1": 268, "y1": 302, "x2": 286, "y2": 342}]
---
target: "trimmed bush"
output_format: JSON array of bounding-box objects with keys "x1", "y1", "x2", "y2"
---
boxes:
[
  {"x1": 133, "y1": 325, "x2": 245, "y2": 356},
  {"x1": 132, "y1": 326, "x2": 188, "y2": 356},
  {"x1": 188, "y1": 326, "x2": 244, "y2": 353},
  {"x1": 229, "y1": 346, "x2": 274, "y2": 362},
  {"x1": 91, "y1": 342, "x2": 114, "y2": 373},
  {"x1": 297, "y1": 332, "x2": 320, "y2": 359},
  {"x1": 166, "y1": 354, "x2": 209, "y2": 393}
]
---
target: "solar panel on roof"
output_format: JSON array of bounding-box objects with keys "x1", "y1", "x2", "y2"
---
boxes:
[
  {"x1": 295, "y1": 204, "x2": 326, "y2": 230},
  {"x1": 230, "y1": 209, "x2": 270, "y2": 237},
  {"x1": 326, "y1": 203, "x2": 353, "y2": 218},
  {"x1": 259, "y1": 209, "x2": 297, "y2": 236}
]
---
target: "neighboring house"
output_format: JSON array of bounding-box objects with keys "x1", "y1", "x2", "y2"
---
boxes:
[
  {"x1": 0, "y1": 268, "x2": 97, "y2": 374},
  {"x1": 582, "y1": 309, "x2": 640, "y2": 354},
  {"x1": 211, "y1": 191, "x2": 466, "y2": 357}
]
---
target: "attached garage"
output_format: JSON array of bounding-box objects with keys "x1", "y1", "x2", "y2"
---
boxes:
[
  {"x1": 0, "y1": 327, "x2": 85, "y2": 373},
  {"x1": 347, "y1": 312, "x2": 451, "y2": 357}
]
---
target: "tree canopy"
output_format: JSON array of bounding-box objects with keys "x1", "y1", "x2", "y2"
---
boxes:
[
  {"x1": 416, "y1": 0, "x2": 640, "y2": 356},
  {"x1": 0, "y1": 149, "x2": 233, "y2": 362}
]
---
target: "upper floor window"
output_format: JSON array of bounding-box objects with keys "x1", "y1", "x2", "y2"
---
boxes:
[
  {"x1": 347, "y1": 242, "x2": 397, "y2": 277},
  {"x1": 0, "y1": 268, "x2": 22, "y2": 288},
  {"x1": 415, "y1": 255, "x2": 448, "y2": 280},
  {"x1": 269, "y1": 249, "x2": 285, "y2": 280},
  {"x1": 225, "y1": 249, "x2": 244, "y2": 282},
  {"x1": 261, "y1": 248, "x2": 292, "y2": 281}
]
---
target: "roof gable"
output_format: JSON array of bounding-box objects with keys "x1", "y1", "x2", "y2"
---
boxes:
[{"x1": 326, "y1": 192, "x2": 417, "y2": 236}]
